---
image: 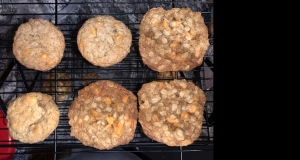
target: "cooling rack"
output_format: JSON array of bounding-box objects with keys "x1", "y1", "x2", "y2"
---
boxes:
[{"x1": 0, "y1": 1, "x2": 214, "y2": 160}]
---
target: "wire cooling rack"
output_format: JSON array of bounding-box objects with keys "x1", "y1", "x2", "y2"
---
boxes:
[{"x1": 0, "y1": 1, "x2": 214, "y2": 160}]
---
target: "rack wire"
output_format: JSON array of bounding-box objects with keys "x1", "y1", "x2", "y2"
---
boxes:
[{"x1": 0, "y1": 0, "x2": 214, "y2": 160}]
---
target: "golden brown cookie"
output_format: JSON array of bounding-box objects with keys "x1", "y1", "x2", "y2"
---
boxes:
[
  {"x1": 41, "y1": 71, "x2": 72, "y2": 104},
  {"x1": 6, "y1": 92, "x2": 60, "y2": 144},
  {"x1": 77, "y1": 15, "x2": 132, "y2": 67},
  {"x1": 137, "y1": 79, "x2": 206, "y2": 146},
  {"x1": 81, "y1": 72, "x2": 101, "y2": 86},
  {"x1": 68, "y1": 80, "x2": 138, "y2": 150},
  {"x1": 139, "y1": 7, "x2": 209, "y2": 72},
  {"x1": 13, "y1": 18, "x2": 65, "y2": 71}
]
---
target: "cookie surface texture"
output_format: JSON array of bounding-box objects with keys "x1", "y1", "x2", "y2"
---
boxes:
[
  {"x1": 77, "y1": 15, "x2": 132, "y2": 67},
  {"x1": 13, "y1": 18, "x2": 65, "y2": 71},
  {"x1": 139, "y1": 7, "x2": 209, "y2": 72},
  {"x1": 6, "y1": 92, "x2": 60, "y2": 144},
  {"x1": 137, "y1": 79, "x2": 206, "y2": 146},
  {"x1": 68, "y1": 80, "x2": 138, "y2": 150},
  {"x1": 41, "y1": 71, "x2": 72, "y2": 104}
]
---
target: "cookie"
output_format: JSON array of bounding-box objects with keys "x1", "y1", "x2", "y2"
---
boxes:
[
  {"x1": 139, "y1": 7, "x2": 210, "y2": 72},
  {"x1": 81, "y1": 72, "x2": 101, "y2": 86},
  {"x1": 137, "y1": 79, "x2": 206, "y2": 146},
  {"x1": 41, "y1": 71, "x2": 72, "y2": 104},
  {"x1": 6, "y1": 92, "x2": 60, "y2": 144},
  {"x1": 13, "y1": 18, "x2": 65, "y2": 71},
  {"x1": 68, "y1": 80, "x2": 138, "y2": 150},
  {"x1": 77, "y1": 15, "x2": 132, "y2": 67}
]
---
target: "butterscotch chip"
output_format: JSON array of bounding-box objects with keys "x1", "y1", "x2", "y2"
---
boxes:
[
  {"x1": 139, "y1": 7, "x2": 209, "y2": 72},
  {"x1": 81, "y1": 72, "x2": 101, "y2": 86},
  {"x1": 6, "y1": 92, "x2": 60, "y2": 144},
  {"x1": 13, "y1": 18, "x2": 65, "y2": 71},
  {"x1": 68, "y1": 80, "x2": 138, "y2": 150},
  {"x1": 77, "y1": 15, "x2": 132, "y2": 67},
  {"x1": 137, "y1": 79, "x2": 206, "y2": 146},
  {"x1": 41, "y1": 71, "x2": 72, "y2": 104}
]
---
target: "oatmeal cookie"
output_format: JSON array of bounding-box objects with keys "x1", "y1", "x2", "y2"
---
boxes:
[
  {"x1": 13, "y1": 18, "x2": 65, "y2": 71},
  {"x1": 6, "y1": 92, "x2": 60, "y2": 144},
  {"x1": 77, "y1": 15, "x2": 132, "y2": 67},
  {"x1": 81, "y1": 72, "x2": 101, "y2": 86},
  {"x1": 41, "y1": 71, "x2": 72, "y2": 104},
  {"x1": 139, "y1": 7, "x2": 209, "y2": 72},
  {"x1": 68, "y1": 80, "x2": 138, "y2": 150},
  {"x1": 137, "y1": 79, "x2": 206, "y2": 146}
]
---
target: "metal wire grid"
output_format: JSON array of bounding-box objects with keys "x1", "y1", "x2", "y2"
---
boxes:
[{"x1": 0, "y1": 0, "x2": 214, "y2": 159}]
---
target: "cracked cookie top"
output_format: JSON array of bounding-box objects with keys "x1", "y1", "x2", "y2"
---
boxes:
[{"x1": 6, "y1": 92, "x2": 60, "y2": 143}]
